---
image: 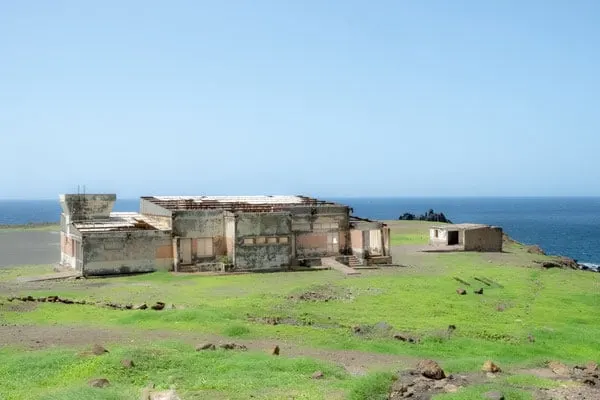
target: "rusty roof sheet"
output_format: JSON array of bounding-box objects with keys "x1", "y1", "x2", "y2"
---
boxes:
[{"x1": 142, "y1": 195, "x2": 344, "y2": 211}]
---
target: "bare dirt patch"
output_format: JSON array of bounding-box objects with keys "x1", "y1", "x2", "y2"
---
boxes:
[
  {"x1": 288, "y1": 284, "x2": 354, "y2": 302},
  {"x1": 0, "y1": 324, "x2": 415, "y2": 375}
]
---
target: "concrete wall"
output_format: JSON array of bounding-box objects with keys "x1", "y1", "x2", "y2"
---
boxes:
[
  {"x1": 463, "y1": 227, "x2": 503, "y2": 252},
  {"x1": 234, "y1": 212, "x2": 291, "y2": 270},
  {"x1": 140, "y1": 198, "x2": 172, "y2": 217},
  {"x1": 60, "y1": 230, "x2": 82, "y2": 270},
  {"x1": 81, "y1": 230, "x2": 172, "y2": 276},
  {"x1": 60, "y1": 194, "x2": 116, "y2": 221},
  {"x1": 429, "y1": 228, "x2": 449, "y2": 246},
  {"x1": 350, "y1": 229, "x2": 364, "y2": 259},
  {"x1": 172, "y1": 210, "x2": 224, "y2": 238}
]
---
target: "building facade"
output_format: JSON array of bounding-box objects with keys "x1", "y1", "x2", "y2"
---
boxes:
[
  {"x1": 429, "y1": 223, "x2": 503, "y2": 252},
  {"x1": 60, "y1": 194, "x2": 391, "y2": 276}
]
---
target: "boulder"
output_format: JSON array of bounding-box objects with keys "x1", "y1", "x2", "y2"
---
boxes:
[
  {"x1": 134, "y1": 303, "x2": 148, "y2": 310},
  {"x1": 142, "y1": 389, "x2": 181, "y2": 400},
  {"x1": 91, "y1": 344, "x2": 109, "y2": 355},
  {"x1": 456, "y1": 288, "x2": 467, "y2": 295},
  {"x1": 151, "y1": 302, "x2": 165, "y2": 311},
  {"x1": 195, "y1": 343, "x2": 216, "y2": 351},
  {"x1": 271, "y1": 345, "x2": 280, "y2": 355},
  {"x1": 484, "y1": 391, "x2": 505, "y2": 400},
  {"x1": 88, "y1": 378, "x2": 110, "y2": 388},
  {"x1": 548, "y1": 361, "x2": 571, "y2": 376},
  {"x1": 312, "y1": 371, "x2": 324, "y2": 379},
  {"x1": 586, "y1": 361, "x2": 599, "y2": 372},
  {"x1": 474, "y1": 288, "x2": 484, "y2": 295},
  {"x1": 416, "y1": 359, "x2": 446, "y2": 380},
  {"x1": 481, "y1": 360, "x2": 501, "y2": 373},
  {"x1": 121, "y1": 359, "x2": 135, "y2": 368}
]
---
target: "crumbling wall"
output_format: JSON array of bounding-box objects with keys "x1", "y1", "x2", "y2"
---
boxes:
[
  {"x1": 59, "y1": 194, "x2": 116, "y2": 221},
  {"x1": 350, "y1": 229, "x2": 364, "y2": 259},
  {"x1": 463, "y1": 227, "x2": 503, "y2": 252},
  {"x1": 234, "y1": 212, "x2": 291, "y2": 270},
  {"x1": 289, "y1": 205, "x2": 350, "y2": 258},
  {"x1": 172, "y1": 210, "x2": 223, "y2": 238},
  {"x1": 82, "y1": 230, "x2": 172, "y2": 276}
]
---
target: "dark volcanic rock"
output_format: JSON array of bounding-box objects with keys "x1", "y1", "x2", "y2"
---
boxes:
[
  {"x1": 536, "y1": 257, "x2": 579, "y2": 270},
  {"x1": 398, "y1": 209, "x2": 452, "y2": 223}
]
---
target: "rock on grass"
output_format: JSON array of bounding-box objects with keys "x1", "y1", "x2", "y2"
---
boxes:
[{"x1": 416, "y1": 359, "x2": 446, "y2": 380}]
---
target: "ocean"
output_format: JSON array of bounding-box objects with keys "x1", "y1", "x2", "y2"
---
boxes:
[{"x1": 1, "y1": 197, "x2": 599, "y2": 265}]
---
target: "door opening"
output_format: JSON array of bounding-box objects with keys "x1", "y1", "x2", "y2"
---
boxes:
[{"x1": 447, "y1": 231, "x2": 459, "y2": 245}]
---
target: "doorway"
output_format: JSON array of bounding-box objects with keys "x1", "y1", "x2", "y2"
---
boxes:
[
  {"x1": 447, "y1": 231, "x2": 459, "y2": 245},
  {"x1": 180, "y1": 238, "x2": 192, "y2": 264}
]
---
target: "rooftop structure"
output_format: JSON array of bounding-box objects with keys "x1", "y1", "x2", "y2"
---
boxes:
[{"x1": 141, "y1": 195, "x2": 344, "y2": 211}]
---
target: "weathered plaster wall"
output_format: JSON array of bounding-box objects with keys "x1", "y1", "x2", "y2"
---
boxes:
[
  {"x1": 82, "y1": 230, "x2": 172, "y2": 276},
  {"x1": 60, "y1": 194, "x2": 116, "y2": 221},
  {"x1": 350, "y1": 229, "x2": 364, "y2": 259},
  {"x1": 464, "y1": 227, "x2": 503, "y2": 252},
  {"x1": 60, "y1": 231, "x2": 82, "y2": 270},
  {"x1": 172, "y1": 210, "x2": 224, "y2": 238},
  {"x1": 234, "y1": 212, "x2": 291, "y2": 270},
  {"x1": 429, "y1": 228, "x2": 449, "y2": 246}
]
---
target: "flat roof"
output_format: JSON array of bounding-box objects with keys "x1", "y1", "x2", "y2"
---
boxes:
[
  {"x1": 74, "y1": 212, "x2": 163, "y2": 232},
  {"x1": 431, "y1": 223, "x2": 493, "y2": 231},
  {"x1": 141, "y1": 195, "x2": 345, "y2": 211}
]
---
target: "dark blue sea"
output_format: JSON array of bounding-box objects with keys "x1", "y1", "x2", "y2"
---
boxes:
[{"x1": 1, "y1": 197, "x2": 599, "y2": 265}]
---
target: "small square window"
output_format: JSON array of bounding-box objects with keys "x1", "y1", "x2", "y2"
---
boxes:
[
  {"x1": 243, "y1": 238, "x2": 254, "y2": 245},
  {"x1": 255, "y1": 236, "x2": 266, "y2": 244},
  {"x1": 279, "y1": 237, "x2": 288, "y2": 244},
  {"x1": 267, "y1": 237, "x2": 278, "y2": 244}
]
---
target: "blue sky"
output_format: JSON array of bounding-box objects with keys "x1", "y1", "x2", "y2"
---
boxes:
[{"x1": 1, "y1": 1, "x2": 599, "y2": 199}]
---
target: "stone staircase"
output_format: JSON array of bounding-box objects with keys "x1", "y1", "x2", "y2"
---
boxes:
[
  {"x1": 176, "y1": 262, "x2": 225, "y2": 273},
  {"x1": 347, "y1": 255, "x2": 363, "y2": 268}
]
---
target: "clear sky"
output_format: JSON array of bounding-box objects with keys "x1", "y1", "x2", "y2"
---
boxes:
[{"x1": 1, "y1": 1, "x2": 599, "y2": 199}]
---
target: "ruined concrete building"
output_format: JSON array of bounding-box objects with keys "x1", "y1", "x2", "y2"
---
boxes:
[
  {"x1": 60, "y1": 194, "x2": 392, "y2": 276},
  {"x1": 429, "y1": 223, "x2": 503, "y2": 252}
]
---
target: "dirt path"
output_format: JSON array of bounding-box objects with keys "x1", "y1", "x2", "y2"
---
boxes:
[{"x1": 0, "y1": 324, "x2": 415, "y2": 375}]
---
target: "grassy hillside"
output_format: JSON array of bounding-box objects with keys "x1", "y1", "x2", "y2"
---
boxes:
[{"x1": 0, "y1": 222, "x2": 598, "y2": 399}]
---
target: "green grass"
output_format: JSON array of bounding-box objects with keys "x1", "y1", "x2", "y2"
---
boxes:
[
  {"x1": 3, "y1": 257, "x2": 599, "y2": 372},
  {"x1": 1, "y1": 222, "x2": 599, "y2": 398},
  {"x1": 434, "y1": 384, "x2": 533, "y2": 400},
  {"x1": 0, "y1": 342, "x2": 361, "y2": 400},
  {"x1": 0, "y1": 264, "x2": 55, "y2": 282},
  {"x1": 504, "y1": 374, "x2": 563, "y2": 389}
]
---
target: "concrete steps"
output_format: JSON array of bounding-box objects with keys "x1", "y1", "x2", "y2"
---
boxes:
[
  {"x1": 347, "y1": 255, "x2": 363, "y2": 268},
  {"x1": 321, "y1": 257, "x2": 361, "y2": 276}
]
